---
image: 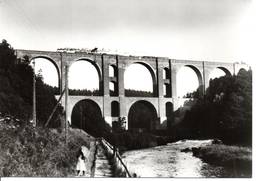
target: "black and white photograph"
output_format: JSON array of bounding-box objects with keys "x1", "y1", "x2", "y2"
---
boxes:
[{"x1": 0, "y1": 0, "x2": 258, "y2": 179}]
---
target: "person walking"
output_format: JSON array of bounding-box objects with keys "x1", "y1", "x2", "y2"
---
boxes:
[{"x1": 76, "y1": 150, "x2": 87, "y2": 176}]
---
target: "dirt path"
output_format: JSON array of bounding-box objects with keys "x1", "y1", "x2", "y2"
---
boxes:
[{"x1": 93, "y1": 141, "x2": 113, "y2": 177}]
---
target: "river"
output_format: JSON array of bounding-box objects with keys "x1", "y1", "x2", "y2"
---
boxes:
[{"x1": 122, "y1": 139, "x2": 228, "y2": 178}]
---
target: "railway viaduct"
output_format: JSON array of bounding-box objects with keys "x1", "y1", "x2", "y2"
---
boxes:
[{"x1": 15, "y1": 49, "x2": 249, "y2": 130}]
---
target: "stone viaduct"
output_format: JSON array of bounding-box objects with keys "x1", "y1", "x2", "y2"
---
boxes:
[{"x1": 15, "y1": 49, "x2": 249, "y2": 130}]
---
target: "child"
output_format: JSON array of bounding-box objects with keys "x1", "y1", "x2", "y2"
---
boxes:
[{"x1": 76, "y1": 150, "x2": 87, "y2": 176}]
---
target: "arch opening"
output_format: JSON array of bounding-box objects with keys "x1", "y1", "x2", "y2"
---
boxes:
[
  {"x1": 209, "y1": 67, "x2": 231, "y2": 81},
  {"x1": 109, "y1": 65, "x2": 117, "y2": 77},
  {"x1": 163, "y1": 67, "x2": 171, "y2": 97},
  {"x1": 177, "y1": 65, "x2": 203, "y2": 98},
  {"x1": 109, "y1": 65, "x2": 118, "y2": 96},
  {"x1": 111, "y1": 101, "x2": 120, "y2": 117},
  {"x1": 71, "y1": 99, "x2": 109, "y2": 137},
  {"x1": 124, "y1": 63, "x2": 155, "y2": 97},
  {"x1": 163, "y1": 84, "x2": 171, "y2": 97},
  {"x1": 30, "y1": 57, "x2": 60, "y2": 93},
  {"x1": 128, "y1": 100, "x2": 158, "y2": 132},
  {"x1": 163, "y1": 67, "x2": 171, "y2": 79},
  {"x1": 68, "y1": 60, "x2": 101, "y2": 96}
]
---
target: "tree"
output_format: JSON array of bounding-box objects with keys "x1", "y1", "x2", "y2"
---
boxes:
[
  {"x1": 0, "y1": 39, "x2": 16, "y2": 71},
  {"x1": 171, "y1": 70, "x2": 252, "y2": 145}
]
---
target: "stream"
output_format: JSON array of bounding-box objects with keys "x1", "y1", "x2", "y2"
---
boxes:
[{"x1": 122, "y1": 139, "x2": 229, "y2": 178}]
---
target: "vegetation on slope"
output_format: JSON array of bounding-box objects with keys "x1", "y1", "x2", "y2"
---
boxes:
[
  {"x1": 170, "y1": 69, "x2": 252, "y2": 146},
  {"x1": 193, "y1": 144, "x2": 252, "y2": 177},
  {"x1": 0, "y1": 116, "x2": 93, "y2": 176},
  {"x1": 0, "y1": 39, "x2": 63, "y2": 127}
]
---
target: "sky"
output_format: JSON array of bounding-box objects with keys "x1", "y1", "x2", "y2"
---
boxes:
[{"x1": 1, "y1": 0, "x2": 259, "y2": 96}]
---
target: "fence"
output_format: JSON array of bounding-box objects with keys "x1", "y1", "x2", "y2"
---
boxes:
[{"x1": 99, "y1": 137, "x2": 132, "y2": 177}]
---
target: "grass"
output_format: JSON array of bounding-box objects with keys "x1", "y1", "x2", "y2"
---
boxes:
[
  {"x1": 193, "y1": 144, "x2": 252, "y2": 177},
  {"x1": 0, "y1": 117, "x2": 94, "y2": 177}
]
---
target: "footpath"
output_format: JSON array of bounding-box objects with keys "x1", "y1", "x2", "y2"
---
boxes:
[
  {"x1": 93, "y1": 141, "x2": 113, "y2": 177},
  {"x1": 77, "y1": 140, "x2": 113, "y2": 177}
]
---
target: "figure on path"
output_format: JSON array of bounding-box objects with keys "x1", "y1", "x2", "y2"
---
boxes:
[{"x1": 76, "y1": 149, "x2": 87, "y2": 176}]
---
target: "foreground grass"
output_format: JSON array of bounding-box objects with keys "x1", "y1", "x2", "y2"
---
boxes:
[
  {"x1": 0, "y1": 119, "x2": 94, "y2": 177},
  {"x1": 193, "y1": 144, "x2": 252, "y2": 177}
]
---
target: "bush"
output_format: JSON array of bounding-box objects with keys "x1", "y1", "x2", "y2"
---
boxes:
[{"x1": 0, "y1": 120, "x2": 92, "y2": 177}]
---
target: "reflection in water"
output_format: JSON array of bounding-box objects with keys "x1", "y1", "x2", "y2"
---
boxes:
[{"x1": 122, "y1": 140, "x2": 227, "y2": 178}]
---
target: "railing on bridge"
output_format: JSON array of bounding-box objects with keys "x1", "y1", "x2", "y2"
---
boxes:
[{"x1": 99, "y1": 137, "x2": 132, "y2": 177}]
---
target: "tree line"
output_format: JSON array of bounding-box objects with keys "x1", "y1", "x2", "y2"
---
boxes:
[
  {"x1": 0, "y1": 39, "x2": 63, "y2": 127},
  {"x1": 169, "y1": 69, "x2": 252, "y2": 146}
]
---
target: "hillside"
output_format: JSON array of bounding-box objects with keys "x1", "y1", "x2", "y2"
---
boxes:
[{"x1": 0, "y1": 115, "x2": 94, "y2": 176}]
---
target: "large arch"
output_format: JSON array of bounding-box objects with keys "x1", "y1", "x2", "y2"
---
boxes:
[
  {"x1": 209, "y1": 66, "x2": 232, "y2": 81},
  {"x1": 68, "y1": 59, "x2": 102, "y2": 95},
  {"x1": 128, "y1": 100, "x2": 158, "y2": 131},
  {"x1": 71, "y1": 99, "x2": 105, "y2": 137},
  {"x1": 124, "y1": 62, "x2": 156, "y2": 96},
  {"x1": 216, "y1": 66, "x2": 232, "y2": 76},
  {"x1": 185, "y1": 65, "x2": 203, "y2": 86},
  {"x1": 177, "y1": 65, "x2": 203, "y2": 97},
  {"x1": 30, "y1": 56, "x2": 61, "y2": 90},
  {"x1": 71, "y1": 58, "x2": 102, "y2": 81}
]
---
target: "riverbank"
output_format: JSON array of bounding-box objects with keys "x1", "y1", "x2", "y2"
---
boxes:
[
  {"x1": 192, "y1": 144, "x2": 252, "y2": 177},
  {"x1": 111, "y1": 131, "x2": 170, "y2": 152},
  {"x1": 0, "y1": 116, "x2": 94, "y2": 176}
]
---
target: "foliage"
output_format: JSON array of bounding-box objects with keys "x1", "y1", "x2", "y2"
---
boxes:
[
  {"x1": 0, "y1": 39, "x2": 63, "y2": 127},
  {"x1": 193, "y1": 144, "x2": 252, "y2": 177},
  {"x1": 69, "y1": 88, "x2": 100, "y2": 96},
  {"x1": 171, "y1": 70, "x2": 252, "y2": 146},
  {"x1": 0, "y1": 117, "x2": 92, "y2": 177},
  {"x1": 111, "y1": 131, "x2": 168, "y2": 151},
  {"x1": 0, "y1": 39, "x2": 16, "y2": 71},
  {"x1": 125, "y1": 89, "x2": 153, "y2": 97},
  {"x1": 35, "y1": 76, "x2": 63, "y2": 127}
]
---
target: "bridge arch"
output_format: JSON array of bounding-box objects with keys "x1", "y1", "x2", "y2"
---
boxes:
[
  {"x1": 127, "y1": 100, "x2": 158, "y2": 131},
  {"x1": 216, "y1": 66, "x2": 232, "y2": 76},
  {"x1": 177, "y1": 65, "x2": 203, "y2": 97},
  {"x1": 71, "y1": 98, "x2": 104, "y2": 136},
  {"x1": 184, "y1": 65, "x2": 203, "y2": 86},
  {"x1": 30, "y1": 56, "x2": 61, "y2": 89},
  {"x1": 124, "y1": 62, "x2": 156, "y2": 96},
  {"x1": 68, "y1": 58, "x2": 102, "y2": 94},
  {"x1": 70, "y1": 57, "x2": 102, "y2": 81}
]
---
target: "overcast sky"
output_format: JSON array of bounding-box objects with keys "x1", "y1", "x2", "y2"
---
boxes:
[
  {"x1": 0, "y1": 0, "x2": 257, "y2": 62},
  {"x1": 0, "y1": 0, "x2": 258, "y2": 96}
]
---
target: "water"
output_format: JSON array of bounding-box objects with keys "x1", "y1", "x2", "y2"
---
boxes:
[{"x1": 122, "y1": 139, "x2": 227, "y2": 178}]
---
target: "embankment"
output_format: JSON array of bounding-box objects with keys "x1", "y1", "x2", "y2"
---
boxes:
[
  {"x1": 0, "y1": 116, "x2": 94, "y2": 177},
  {"x1": 192, "y1": 144, "x2": 252, "y2": 177}
]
